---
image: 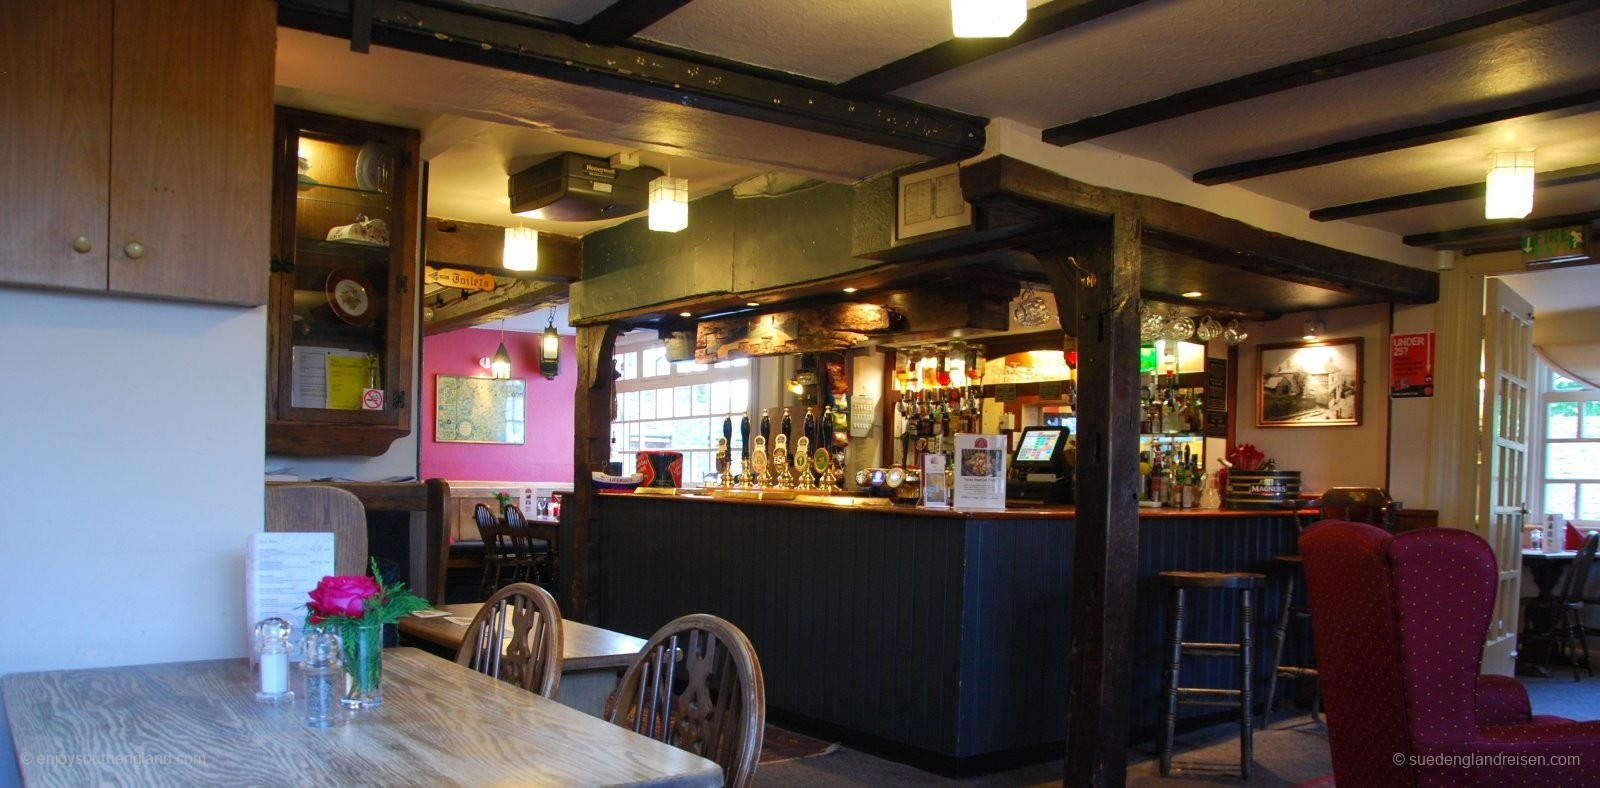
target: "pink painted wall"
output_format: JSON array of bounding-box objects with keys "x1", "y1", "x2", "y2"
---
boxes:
[{"x1": 420, "y1": 327, "x2": 575, "y2": 482}]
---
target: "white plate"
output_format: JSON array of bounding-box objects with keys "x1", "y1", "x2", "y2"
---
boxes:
[{"x1": 354, "y1": 143, "x2": 391, "y2": 192}]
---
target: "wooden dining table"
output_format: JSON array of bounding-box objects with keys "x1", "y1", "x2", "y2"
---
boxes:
[
  {"x1": 399, "y1": 603, "x2": 647, "y2": 716},
  {"x1": 2, "y1": 648, "x2": 720, "y2": 787}
]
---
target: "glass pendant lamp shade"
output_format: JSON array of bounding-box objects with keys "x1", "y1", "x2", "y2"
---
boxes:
[
  {"x1": 952, "y1": 0, "x2": 1025, "y2": 37},
  {"x1": 648, "y1": 175, "x2": 689, "y2": 232},
  {"x1": 503, "y1": 226, "x2": 539, "y2": 271},
  {"x1": 490, "y1": 342, "x2": 512, "y2": 379},
  {"x1": 1485, "y1": 150, "x2": 1535, "y2": 220}
]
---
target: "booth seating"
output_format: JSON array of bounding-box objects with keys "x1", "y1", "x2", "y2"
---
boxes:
[{"x1": 1302, "y1": 520, "x2": 1600, "y2": 787}]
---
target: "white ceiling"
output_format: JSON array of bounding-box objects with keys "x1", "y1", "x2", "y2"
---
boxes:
[{"x1": 275, "y1": 0, "x2": 1600, "y2": 314}]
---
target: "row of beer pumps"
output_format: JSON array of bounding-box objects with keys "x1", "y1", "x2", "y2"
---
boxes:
[{"x1": 711, "y1": 405, "x2": 846, "y2": 491}]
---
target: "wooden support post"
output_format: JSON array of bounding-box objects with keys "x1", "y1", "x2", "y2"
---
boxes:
[
  {"x1": 1061, "y1": 213, "x2": 1142, "y2": 787},
  {"x1": 566, "y1": 322, "x2": 622, "y2": 622}
]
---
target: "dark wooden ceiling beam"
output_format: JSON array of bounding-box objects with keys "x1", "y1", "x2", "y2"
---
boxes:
[
  {"x1": 1197, "y1": 88, "x2": 1600, "y2": 185},
  {"x1": 1041, "y1": 0, "x2": 1595, "y2": 146},
  {"x1": 571, "y1": 0, "x2": 694, "y2": 46},
  {"x1": 277, "y1": 0, "x2": 987, "y2": 161},
  {"x1": 838, "y1": 0, "x2": 1149, "y2": 97},
  {"x1": 961, "y1": 156, "x2": 1439, "y2": 303},
  {"x1": 1311, "y1": 162, "x2": 1600, "y2": 221},
  {"x1": 1402, "y1": 210, "x2": 1600, "y2": 248}
]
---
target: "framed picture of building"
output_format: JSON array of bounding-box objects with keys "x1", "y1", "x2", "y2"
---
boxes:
[{"x1": 1256, "y1": 338, "x2": 1363, "y2": 427}]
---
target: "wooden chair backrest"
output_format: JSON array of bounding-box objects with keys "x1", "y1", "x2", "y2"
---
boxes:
[
  {"x1": 1319, "y1": 487, "x2": 1397, "y2": 532},
  {"x1": 265, "y1": 485, "x2": 368, "y2": 577},
  {"x1": 1560, "y1": 531, "x2": 1600, "y2": 602},
  {"x1": 503, "y1": 503, "x2": 536, "y2": 559},
  {"x1": 604, "y1": 614, "x2": 766, "y2": 788},
  {"x1": 473, "y1": 503, "x2": 506, "y2": 549},
  {"x1": 454, "y1": 582, "x2": 564, "y2": 698}
]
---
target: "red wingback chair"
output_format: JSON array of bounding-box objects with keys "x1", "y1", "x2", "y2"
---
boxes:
[{"x1": 1300, "y1": 520, "x2": 1600, "y2": 787}]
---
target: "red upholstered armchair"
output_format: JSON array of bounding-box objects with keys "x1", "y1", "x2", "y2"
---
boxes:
[{"x1": 1300, "y1": 520, "x2": 1600, "y2": 787}]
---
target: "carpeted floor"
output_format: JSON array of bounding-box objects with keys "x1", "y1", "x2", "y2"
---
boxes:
[{"x1": 755, "y1": 673, "x2": 1600, "y2": 786}]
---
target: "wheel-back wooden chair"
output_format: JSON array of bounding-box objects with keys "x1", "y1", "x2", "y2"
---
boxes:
[
  {"x1": 503, "y1": 503, "x2": 552, "y2": 586},
  {"x1": 265, "y1": 485, "x2": 368, "y2": 577},
  {"x1": 1521, "y1": 531, "x2": 1599, "y2": 681},
  {"x1": 473, "y1": 503, "x2": 512, "y2": 597},
  {"x1": 604, "y1": 614, "x2": 765, "y2": 788},
  {"x1": 455, "y1": 582, "x2": 564, "y2": 698}
]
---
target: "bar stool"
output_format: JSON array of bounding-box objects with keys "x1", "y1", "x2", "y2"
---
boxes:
[
  {"x1": 1261, "y1": 554, "x2": 1320, "y2": 729},
  {"x1": 1158, "y1": 570, "x2": 1264, "y2": 780}
]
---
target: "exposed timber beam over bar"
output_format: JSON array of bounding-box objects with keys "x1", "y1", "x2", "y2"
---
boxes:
[
  {"x1": 1311, "y1": 162, "x2": 1600, "y2": 221},
  {"x1": 571, "y1": 0, "x2": 693, "y2": 46},
  {"x1": 838, "y1": 0, "x2": 1150, "y2": 97},
  {"x1": 277, "y1": 0, "x2": 987, "y2": 160},
  {"x1": 1402, "y1": 210, "x2": 1600, "y2": 248},
  {"x1": 1196, "y1": 88, "x2": 1600, "y2": 185},
  {"x1": 1041, "y1": 0, "x2": 1594, "y2": 146},
  {"x1": 960, "y1": 156, "x2": 1438, "y2": 304}
]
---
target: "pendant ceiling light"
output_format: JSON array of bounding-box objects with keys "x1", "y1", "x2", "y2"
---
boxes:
[
  {"x1": 503, "y1": 226, "x2": 539, "y2": 271},
  {"x1": 1485, "y1": 150, "x2": 1535, "y2": 220},
  {"x1": 486, "y1": 319, "x2": 512, "y2": 379},
  {"x1": 648, "y1": 159, "x2": 689, "y2": 233},
  {"x1": 539, "y1": 306, "x2": 561, "y2": 380},
  {"x1": 952, "y1": 0, "x2": 1026, "y2": 38}
]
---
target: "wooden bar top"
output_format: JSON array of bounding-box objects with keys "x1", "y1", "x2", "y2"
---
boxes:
[
  {"x1": 2, "y1": 648, "x2": 718, "y2": 787},
  {"x1": 600, "y1": 490, "x2": 1305, "y2": 520},
  {"x1": 400, "y1": 604, "x2": 647, "y2": 671}
]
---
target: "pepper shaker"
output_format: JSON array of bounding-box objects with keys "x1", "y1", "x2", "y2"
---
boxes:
[{"x1": 301, "y1": 627, "x2": 343, "y2": 727}]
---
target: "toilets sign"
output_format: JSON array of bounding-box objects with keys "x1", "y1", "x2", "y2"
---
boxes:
[{"x1": 1390, "y1": 332, "x2": 1434, "y2": 399}]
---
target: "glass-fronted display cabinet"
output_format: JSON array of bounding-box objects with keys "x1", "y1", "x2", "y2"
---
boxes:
[{"x1": 267, "y1": 108, "x2": 419, "y2": 456}]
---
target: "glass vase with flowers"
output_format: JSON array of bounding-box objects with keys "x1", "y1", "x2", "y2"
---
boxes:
[{"x1": 304, "y1": 559, "x2": 429, "y2": 709}]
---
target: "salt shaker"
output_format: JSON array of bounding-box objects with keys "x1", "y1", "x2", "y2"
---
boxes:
[
  {"x1": 302, "y1": 628, "x2": 344, "y2": 727},
  {"x1": 254, "y1": 618, "x2": 294, "y2": 703}
]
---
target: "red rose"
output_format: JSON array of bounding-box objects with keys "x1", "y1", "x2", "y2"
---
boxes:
[{"x1": 306, "y1": 575, "x2": 381, "y2": 623}]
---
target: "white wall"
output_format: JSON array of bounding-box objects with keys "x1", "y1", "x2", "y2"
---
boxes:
[
  {"x1": 1234, "y1": 303, "x2": 1392, "y2": 495},
  {"x1": 0, "y1": 290, "x2": 266, "y2": 785}
]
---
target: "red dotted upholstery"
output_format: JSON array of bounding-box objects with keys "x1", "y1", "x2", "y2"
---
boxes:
[{"x1": 1300, "y1": 520, "x2": 1600, "y2": 787}]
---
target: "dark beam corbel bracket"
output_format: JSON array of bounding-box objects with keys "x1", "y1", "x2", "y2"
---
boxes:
[{"x1": 1042, "y1": 0, "x2": 1595, "y2": 146}]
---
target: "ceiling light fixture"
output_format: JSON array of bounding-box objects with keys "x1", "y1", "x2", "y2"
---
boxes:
[
  {"x1": 951, "y1": 0, "x2": 1025, "y2": 37},
  {"x1": 1302, "y1": 318, "x2": 1326, "y2": 341},
  {"x1": 679, "y1": 311, "x2": 692, "y2": 318},
  {"x1": 1181, "y1": 290, "x2": 1203, "y2": 298},
  {"x1": 1485, "y1": 150, "x2": 1535, "y2": 220},
  {"x1": 745, "y1": 301, "x2": 761, "y2": 307},
  {"x1": 648, "y1": 159, "x2": 689, "y2": 233},
  {"x1": 482, "y1": 319, "x2": 512, "y2": 379},
  {"x1": 503, "y1": 226, "x2": 539, "y2": 271},
  {"x1": 842, "y1": 286, "x2": 858, "y2": 294}
]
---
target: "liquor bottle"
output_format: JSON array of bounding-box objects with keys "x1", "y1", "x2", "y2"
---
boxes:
[
  {"x1": 1138, "y1": 451, "x2": 1152, "y2": 500},
  {"x1": 1161, "y1": 371, "x2": 1182, "y2": 434},
  {"x1": 1149, "y1": 452, "x2": 1166, "y2": 505}
]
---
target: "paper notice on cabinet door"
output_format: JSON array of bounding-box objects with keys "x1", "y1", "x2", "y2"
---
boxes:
[
  {"x1": 954, "y1": 433, "x2": 1008, "y2": 511},
  {"x1": 245, "y1": 531, "x2": 335, "y2": 662},
  {"x1": 291, "y1": 346, "x2": 369, "y2": 409}
]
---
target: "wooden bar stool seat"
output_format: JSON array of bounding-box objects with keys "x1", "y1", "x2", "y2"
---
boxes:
[{"x1": 1158, "y1": 570, "x2": 1265, "y2": 780}]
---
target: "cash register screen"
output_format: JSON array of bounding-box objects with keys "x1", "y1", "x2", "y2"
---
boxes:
[{"x1": 1013, "y1": 427, "x2": 1066, "y2": 467}]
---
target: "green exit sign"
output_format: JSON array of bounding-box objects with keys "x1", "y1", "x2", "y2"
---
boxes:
[{"x1": 1521, "y1": 226, "x2": 1587, "y2": 265}]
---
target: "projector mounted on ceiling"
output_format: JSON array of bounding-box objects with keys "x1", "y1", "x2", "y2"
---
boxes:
[{"x1": 508, "y1": 152, "x2": 663, "y2": 222}]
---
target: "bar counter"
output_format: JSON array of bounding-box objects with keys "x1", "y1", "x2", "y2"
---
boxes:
[{"x1": 588, "y1": 491, "x2": 1305, "y2": 767}]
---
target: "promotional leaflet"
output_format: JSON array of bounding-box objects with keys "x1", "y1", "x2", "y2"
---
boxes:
[{"x1": 953, "y1": 433, "x2": 1008, "y2": 511}]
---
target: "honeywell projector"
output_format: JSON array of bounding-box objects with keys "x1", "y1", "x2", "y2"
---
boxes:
[{"x1": 507, "y1": 152, "x2": 663, "y2": 221}]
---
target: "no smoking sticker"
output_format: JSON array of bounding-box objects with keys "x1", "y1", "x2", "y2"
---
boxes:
[{"x1": 361, "y1": 388, "x2": 384, "y2": 410}]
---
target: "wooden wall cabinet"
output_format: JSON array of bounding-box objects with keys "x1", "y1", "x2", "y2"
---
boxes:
[
  {"x1": 267, "y1": 109, "x2": 420, "y2": 456},
  {"x1": 0, "y1": 1, "x2": 273, "y2": 305}
]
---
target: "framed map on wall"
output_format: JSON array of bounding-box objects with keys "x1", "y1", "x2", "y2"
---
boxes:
[{"x1": 435, "y1": 375, "x2": 525, "y2": 444}]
